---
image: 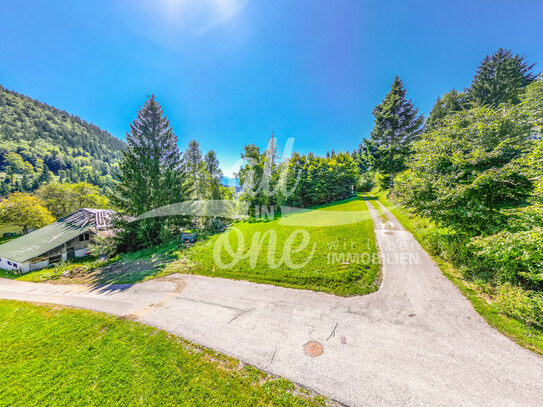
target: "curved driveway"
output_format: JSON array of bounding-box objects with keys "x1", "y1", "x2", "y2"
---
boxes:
[{"x1": 1, "y1": 200, "x2": 542, "y2": 406}]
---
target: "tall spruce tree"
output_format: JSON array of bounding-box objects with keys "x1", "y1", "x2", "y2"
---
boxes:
[
  {"x1": 468, "y1": 48, "x2": 537, "y2": 106},
  {"x1": 204, "y1": 150, "x2": 223, "y2": 200},
  {"x1": 357, "y1": 76, "x2": 424, "y2": 176},
  {"x1": 113, "y1": 96, "x2": 189, "y2": 249},
  {"x1": 183, "y1": 140, "x2": 206, "y2": 199},
  {"x1": 426, "y1": 89, "x2": 468, "y2": 130}
]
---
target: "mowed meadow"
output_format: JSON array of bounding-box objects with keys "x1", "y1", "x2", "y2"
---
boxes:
[
  {"x1": 0, "y1": 300, "x2": 326, "y2": 407},
  {"x1": 168, "y1": 196, "x2": 380, "y2": 296}
]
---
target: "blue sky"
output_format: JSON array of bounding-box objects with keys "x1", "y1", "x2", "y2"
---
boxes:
[{"x1": 1, "y1": 0, "x2": 542, "y2": 176}]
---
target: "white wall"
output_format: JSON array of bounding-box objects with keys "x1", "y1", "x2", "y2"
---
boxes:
[
  {"x1": 75, "y1": 248, "x2": 88, "y2": 257},
  {"x1": 29, "y1": 260, "x2": 49, "y2": 271},
  {"x1": 0, "y1": 257, "x2": 13, "y2": 271},
  {"x1": 0, "y1": 231, "x2": 93, "y2": 274},
  {"x1": 0, "y1": 257, "x2": 29, "y2": 273}
]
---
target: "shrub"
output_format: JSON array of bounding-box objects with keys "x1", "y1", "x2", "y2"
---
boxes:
[
  {"x1": 494, "y1": 283, "x2": 543, "y2": 329},
  {"x1": 469, "y1": 228, "x2": 543, "y2": 288},
  {"x1": 89, "y1": 233, "x2": 118, "y2": 259},
  {"x1": 370, "y1": 170, "x2": 390, "y2": 192}
]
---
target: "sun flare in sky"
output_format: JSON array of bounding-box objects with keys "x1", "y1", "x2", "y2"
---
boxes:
[{"x1": 137, "y1": 0, "x2": 249, "y2": 35}]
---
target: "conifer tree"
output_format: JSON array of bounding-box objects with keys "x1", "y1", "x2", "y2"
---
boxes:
[
  {"x1": 113, "y1": 95, "x2": 189, "y2": 249},
  {"x1": 204, "y1": 150, "x2": 223, "y2": 200},
  {"x1": 357, "y1": 76, "x2": 424, "y2": 176},
  {"x1": 468, "y1": 48, "x2": 537, "y2": 106},
  {"x1": 183, "y1": 140, "x2": 206, "y2": 199},
  {"x1": 426, "y1": 89, "x2": 468, "y2": 130}
]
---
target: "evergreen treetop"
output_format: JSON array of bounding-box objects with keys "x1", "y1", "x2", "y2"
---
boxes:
[
  {"x1": 468, "y1": 48, "x2": 538, "y2": 106},
  {"x1": 183, "y1": 140, "x2": 206, "y2": 199},
  {"x1": 113, "y1": 95, "x2": 188, "y2": 215},
  {"x1": 357, "y1": 76, "x2": 424, "y2": 175},
  {"x1": 426, "y1": 89, "x2": 469, "y2": 130}
]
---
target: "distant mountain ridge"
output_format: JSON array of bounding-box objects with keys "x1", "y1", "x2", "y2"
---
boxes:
[{"x1": 0, "y1": 84, "x2": 126, "y2": 192}]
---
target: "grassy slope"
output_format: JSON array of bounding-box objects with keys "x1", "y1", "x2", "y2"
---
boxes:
[
  {"x1": 1, "y1": 197, "x2": 380, "y2": 297},
  {"x1": 372, "y1": 191, "x2": 543, "y2": 356},
  {"x1": 0, "y1": 300, "x2": 326, "y2": 407},
  {"x1": 0, "y1": 223, "x2": 22, "y2": 234},
  {"x1": 0, "y1": 223, "x2": 22, "y2": 244},
  {"x1": 165, "y1": 196, "x2": 380, "y2": 296}
]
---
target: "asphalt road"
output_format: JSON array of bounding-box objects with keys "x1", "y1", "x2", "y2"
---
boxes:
[{"x1": 1, "y1": 199, "x2": 542, "y2": 406}]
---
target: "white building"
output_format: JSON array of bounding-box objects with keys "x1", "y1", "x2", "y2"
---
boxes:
[{"x1": 0, "y1": 208, "x2": 114, "y2": 274}]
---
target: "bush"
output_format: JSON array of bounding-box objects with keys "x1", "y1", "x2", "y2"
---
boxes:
[
  {"x1": 369, "y1": 170, "x2": 391, "y2": 192},
  {"x1": 469, "y1": 228, "x2": 543, "y2": 288},
  {"x1": 494, "y1": 283, "x2": 543, "y2": 329},
  {"x1": 89, "y1": 233, "x2": 118, "y2": 259},
  {"x1": 393, "y1": 106, "x2": 533, "y2": 236}
]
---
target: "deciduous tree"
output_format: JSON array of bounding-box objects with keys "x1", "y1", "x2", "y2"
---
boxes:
[
  {"x1": 36, "y1": 182, "x2": 109, "y2": 219},
  {"x1": 394, "y1": 106, "x2": 533, "y2": 236},
  {"x1": 0, "y1": 192, "x2": 54, "y2": 233}
]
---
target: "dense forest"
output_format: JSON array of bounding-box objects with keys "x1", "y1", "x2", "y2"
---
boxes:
[{"x1": 0, "y1": 85, "x2": 125, "y2": 194}]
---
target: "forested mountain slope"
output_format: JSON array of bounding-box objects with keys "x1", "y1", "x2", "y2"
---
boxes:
[{"x1": 0, "y1": 85, "x2": 125, "y2": 193}]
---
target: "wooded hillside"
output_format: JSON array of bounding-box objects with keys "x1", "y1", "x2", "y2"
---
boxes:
[{"x1": 0, "y1": 85, "x2": 125, "y2": 193}]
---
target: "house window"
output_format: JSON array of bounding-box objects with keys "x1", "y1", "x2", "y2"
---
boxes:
[
  {"x1": 49, "y1": 255, "x2": 62, "y2": 264},
  {"x1": 78, "y1": 232, "x2": 90, "y2": 242},
  {"x1": 7, "y1": 261, "x2": 12, "y2": 266}
]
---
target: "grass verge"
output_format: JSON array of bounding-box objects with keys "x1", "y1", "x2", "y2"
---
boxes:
[
  {"x1": 365, "y1": 196, "x2": 387, "y2": 222},
  {"x1": 0, "y1": 300, "x2": 327, "y2": 407},
  {"x1": 371, "y1": 190, "x2": 543, "y2": 356}
]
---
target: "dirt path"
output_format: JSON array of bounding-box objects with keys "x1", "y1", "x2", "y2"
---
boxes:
[{"x1": 1, "y1": 199, "x2": 542, "y2": 406}]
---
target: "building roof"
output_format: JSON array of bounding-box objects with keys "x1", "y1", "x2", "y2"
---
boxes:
[
  {"x1": 0, "y1": 208, "x2": 114, "y2": 264},
  {"x1": 60, "y1": 208, "x2": 115, "y2": 229}
]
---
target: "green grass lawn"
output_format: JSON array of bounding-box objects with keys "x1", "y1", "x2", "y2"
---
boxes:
[
  {"x1": 371, "y1": 190, "x2": 543, "y2": 356},
  {"x1": 166, "y1": 196, "x2": 380, "y2": 296},
  {"x1": 0, "y1": 300, "x2": 326, "y2": 407},
  {"x1": 0, "y1": 223, "x2": 22, "y2": 244},
  {"x1": 0, "y1": 223, "x2": 22, "y2": 234}
]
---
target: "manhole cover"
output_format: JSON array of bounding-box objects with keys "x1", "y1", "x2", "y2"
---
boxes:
[{"x1": 304, "y1": 341, "x2": 323, "y2": 357}]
